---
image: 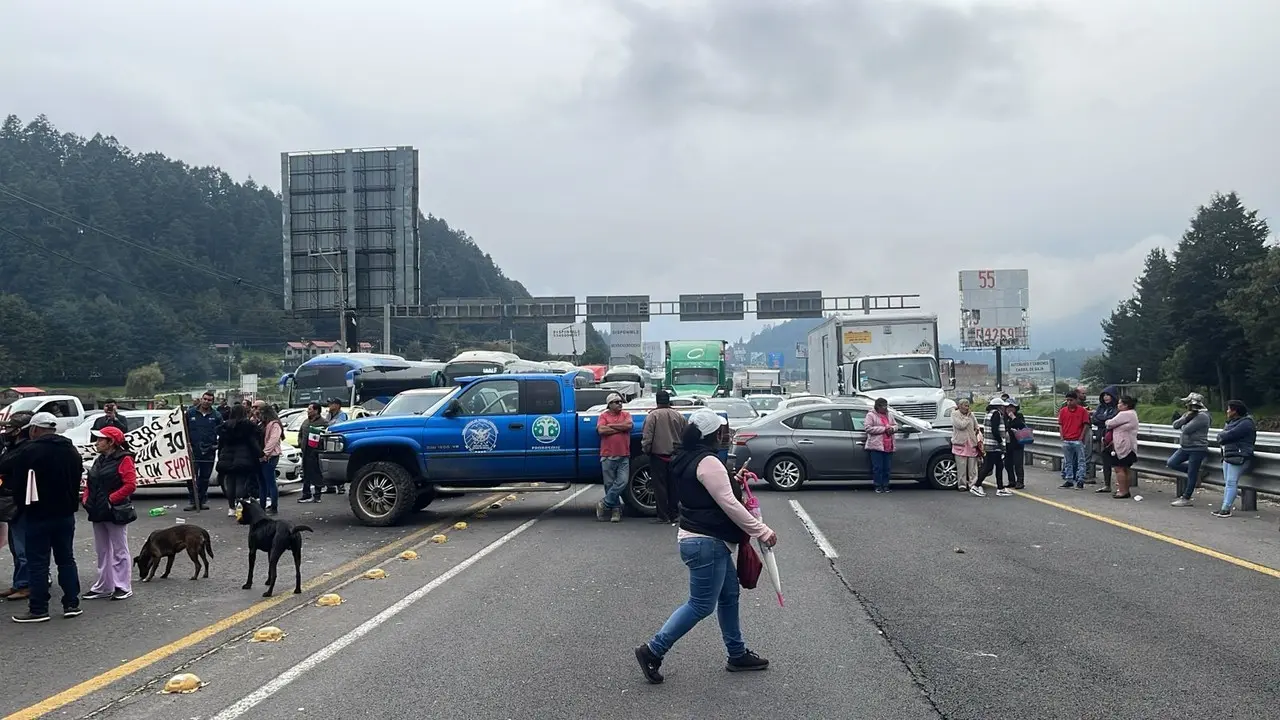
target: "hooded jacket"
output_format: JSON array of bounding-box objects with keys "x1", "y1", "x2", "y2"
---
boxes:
[
  {"x1": 216, "y1": 418, "x2": 265, "y2": 474},
  {"x1": 1091, "y1": 386, "x2": 1120, "y2": 444}
]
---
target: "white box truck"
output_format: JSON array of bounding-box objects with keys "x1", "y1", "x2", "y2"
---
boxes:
[
  {"x1": 806, "y1": 313, "x2": 957, "y2": 427},
  {"x1": 741, "y1": 368, "x2": 781, "y2": 396}
]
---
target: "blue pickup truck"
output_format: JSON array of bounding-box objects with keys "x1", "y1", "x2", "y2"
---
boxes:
[{"x1": 318, "y1": 372, "x2": 728, "y2": 526}]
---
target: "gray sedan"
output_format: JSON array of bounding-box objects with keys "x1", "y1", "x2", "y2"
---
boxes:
[{"x1": 729, "y1": 399, "x2": 957, "y2": 491}]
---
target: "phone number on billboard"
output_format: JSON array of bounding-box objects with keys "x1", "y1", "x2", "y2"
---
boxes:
[{"x1": 963, "y1": 327, "x2": 1027, "y2": 347}]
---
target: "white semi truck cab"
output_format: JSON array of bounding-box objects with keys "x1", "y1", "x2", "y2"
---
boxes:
[{"x1": 806, "y1": 313, "x2": 957, "y2": 427}]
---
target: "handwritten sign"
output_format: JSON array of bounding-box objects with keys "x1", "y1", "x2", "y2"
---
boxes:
[{"x1": 78, "y1": 408, "x2": 194, "y2": 486}]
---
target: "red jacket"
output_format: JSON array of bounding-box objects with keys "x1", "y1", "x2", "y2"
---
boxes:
[{"x1": 1057, "y1": 405, "x2": 1090, "y2": 442}]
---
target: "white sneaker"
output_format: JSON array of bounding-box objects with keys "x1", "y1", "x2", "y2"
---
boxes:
[
  {"x1": 227, "y1": 508, "x2": 236, "y2": 517},
  {"x1": 995, "y1": 489, "x2": 1013, "y2": 497},
  {"x1": 969, "y1": 486, "x2": 987, "y2": 498}
]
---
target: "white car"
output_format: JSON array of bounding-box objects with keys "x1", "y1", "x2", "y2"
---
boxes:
[
  {"x1": 775, "y1": 395, "x2": 834, "y2": 413},
  {"x1": 64, "y1": 411, "x2": 302, "y2": 489}
]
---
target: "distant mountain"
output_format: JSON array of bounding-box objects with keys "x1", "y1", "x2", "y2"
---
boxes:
[{"x1": 733, "y1": 316, "x2": 1103, "y2": 378}]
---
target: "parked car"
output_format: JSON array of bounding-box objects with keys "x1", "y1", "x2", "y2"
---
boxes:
[
  {"x1": 730, "y1": 398, "x2": 956, "y2": 491},
  {"x1": 702, "y1": 398, "x2": 760, "y2": 436},
  {"x1": 775, "y1": 394, "x2": 833, "y2": 413},
  {"x1": 62, "y1": 410, "x2": 302, "y2": 490},
  {"x1": 746, "y1": 395, "x2": 782, "y2": 417}
]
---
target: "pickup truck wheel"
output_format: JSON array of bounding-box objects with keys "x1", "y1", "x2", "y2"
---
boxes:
[
  {"x1": 349, "y1": 462, "x2": 416, "y2": 526},
  {"x1": 623, "y1": 456, "x2": 657, "y2": 517},
  {"x1": 925, "y1": 453, "x2": 958, "y2": 490},
  {"x1": 765, "y1": 455, "x2": 806, "y2": 491}
]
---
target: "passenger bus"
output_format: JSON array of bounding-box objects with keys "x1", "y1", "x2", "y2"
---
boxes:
[
  {"x1": 441, "y1": 350, "x2": 553, "y2": 385},
  {"x1": 279, "y1": 353, "x2": 448, "y2": 409}
]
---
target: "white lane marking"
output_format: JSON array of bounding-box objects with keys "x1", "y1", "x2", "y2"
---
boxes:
[
  {"x1": 788, "y1": 499, "x2": 839, "y2": 559},
  {"x1": 211, "y1": 484, "x2": 593, "y2": 720}
]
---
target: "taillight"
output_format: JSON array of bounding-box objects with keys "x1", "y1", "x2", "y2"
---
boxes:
[{"x1": 732, "y1": 432, "x2": 757, "y2": 446}]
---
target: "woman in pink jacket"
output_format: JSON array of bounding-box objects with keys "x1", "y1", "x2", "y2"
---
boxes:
[
  {"x1": 1104, "y1": 395, "x2": 1140, "y2": 499},
  {"x1": 864, "y1": 398, "x2": 898, "y2": 493}
]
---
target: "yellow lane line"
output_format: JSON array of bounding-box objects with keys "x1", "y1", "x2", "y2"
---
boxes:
[
  {"x1": 1012, "y1": 490, "x2": 1280, "y2": 580},
  {"x1": 5, "y1": 494, "x2": 503, "y2": 720}
]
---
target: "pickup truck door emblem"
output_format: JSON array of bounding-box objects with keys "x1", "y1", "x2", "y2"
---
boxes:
[
  {"x1": 531, "y1": 416, "x2": 561, "y2": 444},
  {"x1": 462, "y1": 419, "x2": 499, "y2": 453}
]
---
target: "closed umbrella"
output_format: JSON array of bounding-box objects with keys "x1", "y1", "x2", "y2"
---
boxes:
[{"x1": 738, "y1": 461, "x2": 784, "y2": 607}]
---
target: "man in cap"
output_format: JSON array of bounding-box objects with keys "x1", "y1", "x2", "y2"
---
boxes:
[
  {"x1": 596, "y1": 393, "x2": 634, "y2": 523},
  {"x1": 91, "y1": 399, "x2": 128, "y2": 435},
  {"x1": 0, "y1": 411, "x2": 34, "y2": 601},
  {"x1": 324, "y1": 399, "x2": 349, "y2": 494},
  {"x1": 641, "y1": 390, "x2": 688, "y2": 524},
  {"x1": 0, "y1": 412, "x2": 85, "y2": 622},
  {"x1": 1169, "y1": 392, "x2": 1211, "y2": 507}
]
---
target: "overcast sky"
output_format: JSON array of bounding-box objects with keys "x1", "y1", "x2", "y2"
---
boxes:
[{"x1": 4, "y1": 0, "x2": 1278, "y2": 348}]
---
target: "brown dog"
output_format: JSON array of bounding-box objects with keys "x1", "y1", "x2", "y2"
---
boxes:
[{"x1": 134, "y1": 524, "x2": 214, "y2": 581}]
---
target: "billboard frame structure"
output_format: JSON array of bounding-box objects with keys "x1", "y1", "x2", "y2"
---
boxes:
[{"x1": 281, "y1": 146, "x2": 422, "y2": 349}]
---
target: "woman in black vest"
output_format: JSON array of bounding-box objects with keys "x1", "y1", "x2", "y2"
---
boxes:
[
  {"x1": 81, "y1": 426, "x2": 137, "y2": 601},
  {"x1": 216, "y1": 404, "x2": 264, "y2": 517},
  {"x1": 634, "y1": 409, "x2": 778, "y2": 685}
]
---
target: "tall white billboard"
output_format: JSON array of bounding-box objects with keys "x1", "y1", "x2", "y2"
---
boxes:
[
  {"x1": 546, "y1": 322, "x2": 587, "y2": 356},
  {"x1": 958, "y1": 269, "x2": 1030, "y2": 351},
  {"x1": 610, "y1": 322, "x2": 643, "y2": 363}
]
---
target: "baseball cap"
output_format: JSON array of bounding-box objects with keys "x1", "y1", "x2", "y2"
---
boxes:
[
  {"x1": 91, "y1": 426, "x2": 126, "y2": 445},
  {"x1": 606, "y1": 393, "x2": 624, "y2": 405},
  {"x1": 688, "y1": 408, "x2": 727, "y2": 438},
  {"x1": 1180, "y1": 392, "x2": 1206, "y2": 408},
  {"x1": 28, "y1": 412, "x2": 58, "y2": 429},
  {"x1": 988, "y1": 395, "x2": 1008, "y2": 407}
]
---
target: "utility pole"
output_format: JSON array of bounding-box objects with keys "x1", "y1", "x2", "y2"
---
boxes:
[{"x1": 383, "y1": 304, "x2": 392, "y2": 354}]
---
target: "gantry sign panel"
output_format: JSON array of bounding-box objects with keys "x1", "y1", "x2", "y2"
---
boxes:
[{"x1": 281, "y1": 147, "x2": 421, "y2": 316}]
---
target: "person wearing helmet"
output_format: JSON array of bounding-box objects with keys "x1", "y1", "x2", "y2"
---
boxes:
[{"x1": 634, "y1": 408, "x2": 776, "y2": 684}]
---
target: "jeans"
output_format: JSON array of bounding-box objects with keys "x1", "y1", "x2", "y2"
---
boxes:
[
  {"x1": 869, "y1": 450, "x2": 892, "y2": 489},
  {"x1": 90, "y1": 522, "x2": 131, "y2": 594},
  {"x1": 24, "y1": 514, "x2": 80, "y2": 616},
  {"x1": 648, "y1": 537, "x2": 745, "y2": 659},
  {"x1": 649, "y1": 455, "x2": 675, "y2": 521},
  {"x1": 601, "y1": 457, "x2": 629, "y2": 509},
  {"x1": 8, "y1": 513, "x2": 29, "y2": 590},
  {"x1": 189, "y1": 459, "x2": 213, "y2": 506},
  {"x1": 259, "y1": 457, "x2": 281, "y2": 509},
  {"x1": 1221, "y1": 459, "x2": 1250, "y2": 511},
  {"x1": 1167, "y1": 448, "x2": 1207, "y2": 499},
  {"x1": 1062, "y1": 441, "x2": 1087, "y2": 484}
]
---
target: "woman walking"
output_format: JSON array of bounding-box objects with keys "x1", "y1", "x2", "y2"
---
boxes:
[
  {"x1": 1104, "y1": 395, "x2": 1140, "y2": 498},
  {"x1": 950, "y1": 399, "x2": 980, "y2": 492},
  {"x1": 1003, "y1": 398, "x2": 1028, "y2": 490},
  {"x1": 81, "y1": 426, "x2": 137, "y2": 601},
  {"x1": 635, "y1": 409, "x2": 776, "y2": 685},
  {"x1": 217, "y1": 404, "x2": 264, "y2": 517},
  {"x1": 865, "y1": 398, "x2": 897, "y2": 494},
  {"x1": 1213, "y1": 400, "x2": 1256, "y2": 518},
  {"x1": 973, "y1": 397, "x2": 1008, "y2": 497},
  {"x1": 258, "y1": 405, "x2": 284, "y2": 515}
]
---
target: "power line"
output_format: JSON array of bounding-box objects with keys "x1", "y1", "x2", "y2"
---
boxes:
[
  {"x1": 0, "y1": 183, "x2": 282, "y2": 297},
  {"x1": 0, "y1": 225, "x2": 185, "y2": 300}
]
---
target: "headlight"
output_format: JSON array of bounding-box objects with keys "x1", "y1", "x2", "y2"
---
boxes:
[{"x1": 322, "y1": 434, "x2": 346, "y2": 453}]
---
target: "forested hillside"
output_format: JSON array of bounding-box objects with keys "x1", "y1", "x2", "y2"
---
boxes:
[{"x1": 0, "y1": 114, "x2": 604, "y2": 385}]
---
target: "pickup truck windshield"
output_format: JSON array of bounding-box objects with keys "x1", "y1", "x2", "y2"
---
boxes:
[
  {"x1": 671, "y1": 367, "x2": 718, "y2": 386},
  {"x1": 380, "y1": 389, "x2": 454, "y2": 417},
  {"x1": 858, "y1": 357, "x2": 940, "y2": 391}
]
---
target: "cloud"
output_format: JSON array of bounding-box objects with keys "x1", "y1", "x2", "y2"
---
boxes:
[{"x1": 599, "y1": 0, "x2": 1051, "y2": 122}]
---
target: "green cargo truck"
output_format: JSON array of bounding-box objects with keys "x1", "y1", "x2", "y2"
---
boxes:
[{"x1": 664, "y1": 340, "x2": 729, "y2": 397}]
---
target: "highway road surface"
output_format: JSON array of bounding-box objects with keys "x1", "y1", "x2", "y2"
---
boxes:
[{"x1": 2, "y1": 467, "x2": 1278, "y2": 720}]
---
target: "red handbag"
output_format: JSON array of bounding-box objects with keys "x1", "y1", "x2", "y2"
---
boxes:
[{"x1": 737, "y1": 537, "x2": 763, "y2": 589}]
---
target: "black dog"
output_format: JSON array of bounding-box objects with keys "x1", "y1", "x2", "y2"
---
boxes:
[
  {"x1": 134, "y1": 525, "x2": 214, "y2": 581},
  {"x1": 235, "y1": 499, "x2": 313, "y2": 597}
]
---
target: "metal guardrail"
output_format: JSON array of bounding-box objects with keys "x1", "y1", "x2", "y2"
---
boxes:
[{"x1": 1022, "y1": 416, "x2": 1279, "y2": 510}]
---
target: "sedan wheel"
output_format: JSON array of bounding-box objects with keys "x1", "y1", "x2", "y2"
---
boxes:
[
  {"x1": 765, "y1": 456, "x2": 806, "y2": 491},
  {"x1": 926, "y1": 454, "x2": 958, "y2": 489}
]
